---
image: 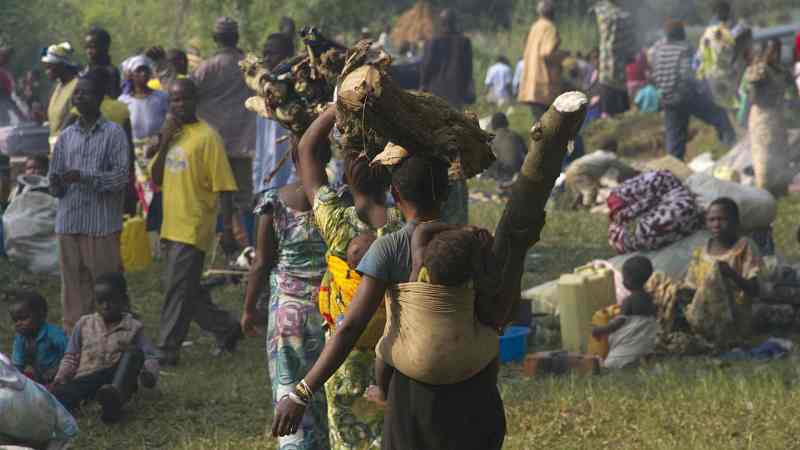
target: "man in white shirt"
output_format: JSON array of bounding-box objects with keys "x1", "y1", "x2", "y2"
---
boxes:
[{"x1": 484, "y1": 56, "x2": 513, "y2": 107}]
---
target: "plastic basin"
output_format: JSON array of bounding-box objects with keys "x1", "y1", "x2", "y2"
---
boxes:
[{"x1": 499, "y1": 326, "x2": 531, "y2": 363}]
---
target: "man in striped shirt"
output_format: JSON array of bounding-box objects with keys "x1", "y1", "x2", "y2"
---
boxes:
[
  {"x1": 651, "y1": 20, "x2": 735, "y2": 160},
  {"x1": 49, "y1": 73, "x2": 129, "y2": 333}
]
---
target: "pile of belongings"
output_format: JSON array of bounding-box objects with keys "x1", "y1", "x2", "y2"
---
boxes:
[
  {"x1": 335, "y1": 40, "x2": 494, "y2": 177},
  {"x1": 240, "y1": 26, "x2": 347, "y2": 135},
  {"x1": 607, "y1": 170, "x2": 703, "y2": 254}
]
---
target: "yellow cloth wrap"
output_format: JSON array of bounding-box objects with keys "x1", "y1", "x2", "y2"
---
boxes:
[
  {"x1": 378, "y1": 282, "x2": 499, "y2": 385},
  {"x1": 318, "y1": 255, "x2": 386, "y2": 349}
]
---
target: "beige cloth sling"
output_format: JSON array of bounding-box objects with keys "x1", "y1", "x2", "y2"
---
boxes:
[{"x1": 377, "y1": 282, "x2": 499, "y2": 385}]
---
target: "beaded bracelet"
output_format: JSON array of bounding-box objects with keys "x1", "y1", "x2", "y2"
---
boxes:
[
  {"x1": 294, "y1": 379, "x2": 312, "y2": 404},
  {"x1": 287, "y1": 392, "x2": 308, "y2": 407}
]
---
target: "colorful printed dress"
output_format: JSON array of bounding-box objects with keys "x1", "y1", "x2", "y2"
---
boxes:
[
  {"x1": 255, "y1": 189, "x2": 330, "y2": 450},
  {"x1": 312, "y1": 185, "x2": 404, "y2": 450},
  {"x1": 647, "y1": 237, "x2": 763, "y2": 354}
]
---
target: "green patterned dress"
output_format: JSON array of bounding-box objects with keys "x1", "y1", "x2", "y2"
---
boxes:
[{"x1": 312, "y1": 185, "x2": 404, "y2": 449}]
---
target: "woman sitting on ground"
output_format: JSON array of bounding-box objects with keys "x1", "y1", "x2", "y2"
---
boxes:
[{"x1": 648, "y1": 197, "x2": 763, "y2": 354}]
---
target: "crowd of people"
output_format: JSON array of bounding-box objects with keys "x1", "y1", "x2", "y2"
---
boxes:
[{"x1": 1, "y1": 1, "x2": 800, "y2": 449}]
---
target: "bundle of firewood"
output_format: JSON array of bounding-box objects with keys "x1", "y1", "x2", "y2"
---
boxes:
[
  {"x1": 335, "y1": 40, "x2": 494, "y2": 178},
  {"x1": 240, "y1": 27, "x2": 346, "y2": 135}
]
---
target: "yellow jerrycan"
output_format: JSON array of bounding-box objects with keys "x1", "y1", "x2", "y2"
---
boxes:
[
  {"x1": 587, "y1": 304, "x2": 622, "y2": 358},
  {"x1": 557, "y1": 264, "x2": 616, "y2": 353},
  {"x1": 121, "y1": 215, "x2": 152, "y2": 273}
]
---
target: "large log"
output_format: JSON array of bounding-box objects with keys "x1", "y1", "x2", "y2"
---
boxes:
[
  {"x1": 336, "y1": 42, "x2": 494, "y2": 178},
  {"x1": 494, "y1": 91, "x2": 588, "y2": 252}
]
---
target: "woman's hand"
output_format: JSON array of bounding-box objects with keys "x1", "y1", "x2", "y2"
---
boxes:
[
  {"x1": 272, "y1": 396, "x2": 306, "y2": 437},
  {"x1": 240, "y1": 309, "x2": 262, "y2": 337}
]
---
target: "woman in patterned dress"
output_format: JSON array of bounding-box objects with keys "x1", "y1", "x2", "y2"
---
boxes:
[{"x1": 241, "y1": 145, "x2": 332, "y2": 450}]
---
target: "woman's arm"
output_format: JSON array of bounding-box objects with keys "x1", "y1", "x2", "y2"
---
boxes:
[
  {"x1": 297, "y1": 105, "x2": 335, "y2": 206},
  {"x1": 272, "y1": 275, "x2": 388, "y2": 437},
  {"x1": 241, "y1": 212, "x2": 278, "y2": 336}
]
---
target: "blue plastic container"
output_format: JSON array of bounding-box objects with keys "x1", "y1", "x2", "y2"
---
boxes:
[{"x1": 499, "y1": 326, "x2": 531, "y2": 363}]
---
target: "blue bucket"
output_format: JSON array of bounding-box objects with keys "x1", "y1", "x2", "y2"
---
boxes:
[{"x1": 499, "y1": 326, "x2": 531, "y2": 363}]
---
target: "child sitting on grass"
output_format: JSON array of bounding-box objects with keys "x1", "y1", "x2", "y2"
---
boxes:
[
  {"x1": 51, "y1": 273, "x2": 159, "y2": 423},
  {"x1": 368, "y1": 222, "x2": 500, "y2": 404},
  {"x1": 9, "y1": 291, "x2": 67, "y2": 385},
  {"x1": 592, "y1": 256, "x2": 659, "y2": 369}
]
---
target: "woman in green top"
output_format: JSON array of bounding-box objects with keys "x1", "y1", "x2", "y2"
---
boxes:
[{"x1": 296, "y1": 105, "x2": 403, "y2": 449}]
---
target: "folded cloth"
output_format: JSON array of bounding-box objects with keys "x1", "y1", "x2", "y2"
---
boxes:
[{"x1": 378, "y1": 282, "x2": 499, "y2": 385}]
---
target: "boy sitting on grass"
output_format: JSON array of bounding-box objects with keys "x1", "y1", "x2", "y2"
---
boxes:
[
  {"x1": 9, "y1": 291, "x2": 67, "y2": 385},
  {"x1": 51, "y1": 272, "x2": 159, "y2": 423},
  {"x1": 368, "y1": 222, "x2": 500, "y2": 404},
  {"x1": 592, "y1": 256, "x2": 659, "y2": 369}
]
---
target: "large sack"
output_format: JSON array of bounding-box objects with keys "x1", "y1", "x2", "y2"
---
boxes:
[
  {"x1": 0, "y1": 353, "x2": 78, "y2": 447},
  {"x1": 749, "y1": 105, "x2": 793, "y2": 195},
  {"x1": 2, "y1": 182, "x2": 59, "y2": 275},
  {"x1": 685, "y1": 172, "x2": 776, "y2": 231},
  {"x1": 714, "y1": 130, "x2": 800, "y2": 186}
]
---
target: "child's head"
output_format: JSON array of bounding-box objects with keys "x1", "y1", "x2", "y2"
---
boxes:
[
  {"x1": 95, "y1": 273, "x2": 129, "y2": 323},
  {"x1": 347, "y1": 234, "x2": 376, "y2": 270},
  {"x1": 423, "y1": 228, "x2": 484, "y2": 286},
  {"x1": 496, "y1": 55, "x2": 510, "y2": 66},
  {"x1": 8, "y1": 291, "x2": 48, "y2": 338},
  {"x1": 706, "y1": 197, "x2": 740, "y2": 242},
  {"x1": 24, "y1": 156, "x2": 49, "y2": 177},
  {"x1": 622, "y1": 256, "x2": 653, "y2": 291}
]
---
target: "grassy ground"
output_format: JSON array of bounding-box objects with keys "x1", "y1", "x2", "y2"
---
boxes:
[
  {"x1": 3, "y1": 193, "x2": 798, "y2": 449},
  {"x1": 3, "y1": 113, "x2": 800, "y2": 448}
]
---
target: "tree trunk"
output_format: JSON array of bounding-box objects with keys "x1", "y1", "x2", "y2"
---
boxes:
[{"x1": 494, "y1": 91, "x2": 588, "y2": 252}]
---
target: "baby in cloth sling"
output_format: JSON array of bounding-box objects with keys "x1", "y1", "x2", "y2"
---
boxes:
[{"x1": 364, "y1": 222, "x2": 503, "y2": 403}]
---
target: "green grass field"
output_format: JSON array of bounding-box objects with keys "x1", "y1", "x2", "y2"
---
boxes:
[
  {"x1": 3, "y1": 112, "x2": 800, "y2": 448},
  {"x1": 3, "y1": 192, "x2": 799, "y2": 449}
]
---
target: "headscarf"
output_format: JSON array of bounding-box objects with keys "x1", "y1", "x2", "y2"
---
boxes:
[
  {"x1": 122, "y1": 55, "x2": 155, "y2": 73},
  {"x1": 41, "y1": 42, "x2": 76, "y2": 67}
]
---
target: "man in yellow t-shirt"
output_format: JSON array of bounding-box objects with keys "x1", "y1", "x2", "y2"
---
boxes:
[{"x1": 150, "y1": 78, "x2": 241, "y2": 366}]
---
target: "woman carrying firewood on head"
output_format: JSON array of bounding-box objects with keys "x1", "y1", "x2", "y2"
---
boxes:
[
  {"x1": 293, "y1": 105, "x2": 403, "y2": 448},
  {"x1": 273, "y1": 91, "x2": 588, "y2": 449}
]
